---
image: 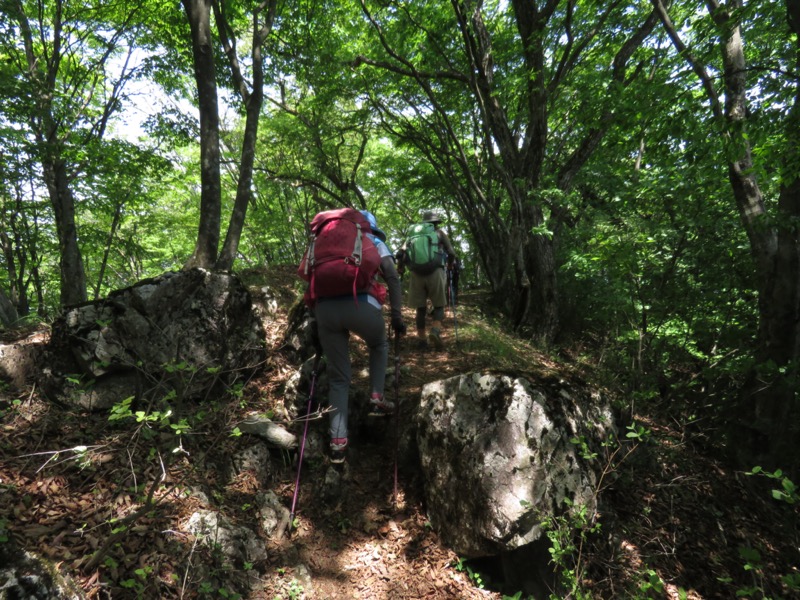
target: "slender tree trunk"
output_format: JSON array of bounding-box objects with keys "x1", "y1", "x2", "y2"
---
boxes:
[
  {"x1": 95, "y1": 201, "x2": 124, "y2": 299},
  {"x1": 0, "y1": 286, "x2": 18, "y2": 328},
  {"x1": 10, "y1": 203, "x2": 30, "y2": 317},
  {"x1": 43, "y1": 157, "x2": 88, "y2": 306},
  {"x1": 215, "y1": 97, "x2": 259, "y2": 271},
  {"x1": 0, "y1": 231, "x2": 20, "y2": 322},
  {"x1": 24, "y1": 207, "x2": 45, "y2": 317},
  {"x1": 182, "y1": 0, "x2": 222, "y2": 269},
  {"x1": 12, "y1": 0, "x2": 89, "y2": 306},
  {"x1": 20, "y1": 201, "x2": 41, "y2": 318},
  {"x1": 0, "y1": 229, "x2": 28, "y2": 317},
  {"x1": 215, "y1": 0, "x2": 277, "y2": 271},
  {"x1": 0, "y1": 212, "x2": 20, "y2": 310}
]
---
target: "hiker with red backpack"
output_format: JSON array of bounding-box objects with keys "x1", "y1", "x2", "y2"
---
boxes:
[
  {"x1": 297, "y1": 208, "x2": 405, "y2": 464},
  {"x1": 397, "y1": 210, "x2": 457, "y2": 350}
]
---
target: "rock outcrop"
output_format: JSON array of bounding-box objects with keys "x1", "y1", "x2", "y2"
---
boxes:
[
  {"x1": 39, "y1": 269, "x2": 266, "y2": 409},
  {"x1": 415, "y1": 372, "x2": 615, "y2": 555}
]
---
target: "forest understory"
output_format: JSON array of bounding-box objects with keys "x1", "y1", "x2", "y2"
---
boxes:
[{"x1": 0, "y1": 267, "x2": 798, "y2": 600}]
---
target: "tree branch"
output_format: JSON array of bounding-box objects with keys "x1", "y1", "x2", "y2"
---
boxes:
[{"x1": 651, "y1": 0, "x2": 723, "y2": 121}]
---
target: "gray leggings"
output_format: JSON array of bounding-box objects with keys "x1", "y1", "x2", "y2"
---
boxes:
[{"x1": 315, "y1": 295, "x2": 388, "y2": 440}]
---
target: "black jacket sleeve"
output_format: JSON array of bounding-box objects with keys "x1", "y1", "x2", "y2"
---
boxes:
[{"x1": 380, "y1": 255, "x2": 403, "y2": 320}]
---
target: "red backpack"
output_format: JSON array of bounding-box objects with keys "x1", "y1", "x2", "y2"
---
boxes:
[{"x1": 297, "y1": 208, "x2": 386, "y2": 307}]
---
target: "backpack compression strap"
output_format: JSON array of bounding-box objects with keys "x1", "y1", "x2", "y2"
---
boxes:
[
  {"x1": 304, "y1": 237, "x2": 316, "y2": 276},
  {"x1": 305, "y1": 235, "x2": 317, "y2": 303},
  {"x1": 347, "y1": 222, "x2": 363, "y2": 305}
]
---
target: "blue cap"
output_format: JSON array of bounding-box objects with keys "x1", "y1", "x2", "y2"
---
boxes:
[{"x1": 360, "y1": 210, "x2": 387, "y2": 242}]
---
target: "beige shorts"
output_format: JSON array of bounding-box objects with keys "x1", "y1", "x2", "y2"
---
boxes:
[{"x1": 408, "y1": 268, "x2": 447, "y2": 308}]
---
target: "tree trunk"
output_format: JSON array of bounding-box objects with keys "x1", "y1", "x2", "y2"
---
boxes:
[
  {"x1": 0, "y1": 286, "x2": 18, "y2": 329},
  {"x1": 0, "y1": 221, "x2": 21, "y2": 315},
  {"x1": 744, "y1": 0, "x2": 800, "y2": 469},
  {"x1": 182, "y1": 0, "x2": 222, "y2": 269},
  {"x1": 10, "y1": 199, "x2": 30, "y2": 317},
  {"x1": 359, "y1": 1, "x2": 655, "y2": 344},
  {"x1": 215, "y1": 94, "x2": 260, "y2": 271},
  {"x1": 11, "y1": 0, "x2": 89, "y2": 306},
  {"x1": 10, "y1": 0, "x2": 141, "y2": 308},
  {"x1": 716, "y1": 0, "x2": 800, "y2": 469},
  {"x1": 43, "y1": 157, "x2": 88, "y2": 306},
  {"x1": 655, "y1": 0, "x2": 800, "y2": 469},
  {"x1": 94, "y1": 201, "x2": 124, "y2": 299},
  {"x1": 502, "y1": 189, "x2": 559, "y2": 343},
  {"x1": 215, "y1": 0, "x2": 277, "y2": 271},
  {"x1": 456, "y1": 1, "x2": 558, "y2": 341}
]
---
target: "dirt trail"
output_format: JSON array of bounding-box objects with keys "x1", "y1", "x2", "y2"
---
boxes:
[{"x1": 260, "y1": 296, "x2": 499, "y2": 599}]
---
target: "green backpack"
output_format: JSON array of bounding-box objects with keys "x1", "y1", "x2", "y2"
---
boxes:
[{"x1": 404, "y1": 222, "x2": 443, "y2": 275}]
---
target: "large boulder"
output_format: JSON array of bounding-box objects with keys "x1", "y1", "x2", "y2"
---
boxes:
[
  {"x1": 39, "y1": 269, "x2": 266, "y2": 409},
  {"x1": 0, "y1": 540, "x2": 85, "y2": 599},
  {"x1": 415, "y1": 372, "x2": 615, "y2": 558},
  {"x1": 0, "y1": 328, "x2": 47, "y2": 390}
]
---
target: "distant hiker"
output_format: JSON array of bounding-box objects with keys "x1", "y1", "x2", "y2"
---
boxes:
[
  {"x1": 398, "y1": 210, "x2": 457, "y2": 350},
  {"x1": 297, "y1": 208, "x2": 405, "y2": 464}
]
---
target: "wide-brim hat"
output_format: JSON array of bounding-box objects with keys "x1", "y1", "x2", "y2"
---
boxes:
[
  {"x1": 360, "y1": 210, "x2": 387, "y2": 242},
  {"x1": 421, "y1": 210, "x2": 442, "y2": 224},
  {"x1": 371, "y1": 225, "x2": 387, "y2": 242}
]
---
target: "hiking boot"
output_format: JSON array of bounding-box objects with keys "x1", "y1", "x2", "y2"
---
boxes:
[
  {"x1": 428, "y1": 327, "x2": 444, "y2": 350},
  {"x1": 416, "y1": 330, "x2": 428, "y2": 350},
  {"x1": 329, "y1": 437, "x2": 348, "y2": 464},
  {"x1": 367, "y1": 393, "x2": 395, "y2": 417}
]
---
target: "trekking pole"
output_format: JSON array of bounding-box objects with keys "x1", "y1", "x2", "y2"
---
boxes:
[
  {"x1": 448, "y1": 269, "x2": 459, "y2": 345},
  {"x1": 288, "y1": 354, "x2": 320, "y2": 534},
  {"x1": 392, "y1": 329, "x2": 401, "y2": 507}
]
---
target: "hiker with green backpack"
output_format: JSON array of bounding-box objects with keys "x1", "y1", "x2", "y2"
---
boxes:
[{"x1": 397, "y1": 210, "x2": 457, "y2": 350}]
